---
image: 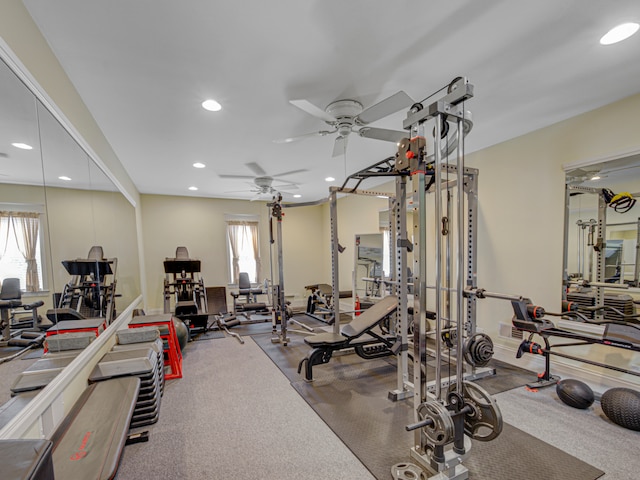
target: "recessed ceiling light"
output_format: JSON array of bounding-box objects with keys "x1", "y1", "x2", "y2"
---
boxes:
[
  {"x1": 188, "y1": 186, "x2": 198, "y2": 191},
  {"x1": 377, "y1": 195, "x2": 389, "y2": 199},
  {"x1": 590, "y1": 175, "x2": 601, "y2": 181},
  {"x1": 600, "y1": 22, "x2": 639, "y2": 45},
  {"x1": 12, "y1": 142, "x2": 32, "y2": 150},
  {"x1": 325, "y1": 176, "x2": 335, "y2": 182},
  {"x1": 58, "y1": 176, "x2": 71, "y2": 181},
  {"x1": 293, "y1": 194, "x2": 302, "y2": 198},
  {"x1": 202, "y1": 99, "x2": 222, "y2": 112},
  {"x1": 193, "y1": 162, "x2": 206, "y2": 168}
]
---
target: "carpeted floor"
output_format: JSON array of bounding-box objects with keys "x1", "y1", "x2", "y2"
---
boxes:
[
  {"x1": 253, "y1": 324, "x2": 606, "y2": 480},
  {"x1": 495, "y1": 386, "x2": 640, "y2": 480},
  {"x1": 116, "y1": 336, "x2": 375, "y2": 480}
]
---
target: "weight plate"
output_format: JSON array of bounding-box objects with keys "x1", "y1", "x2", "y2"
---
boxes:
[
  {"x1": 450, "y1": 381, "x2": 503, "y2": 441},
  {"x1": 391, "y1": 463, "x2": 427, "y2": 480},
  {"x1": 463, "y1": 333, "x2": 494, "y2": 367},
  {"x1": 416, "y1": 400, "x2": 454, "y2": 446}
]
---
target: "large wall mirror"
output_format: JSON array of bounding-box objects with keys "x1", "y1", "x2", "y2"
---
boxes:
[
  {"x1": 564, "y1": 154, "x2": 640, "y2": 309},
  {"x1": 0, "y1": 53, "x2": 140, "y2": 369},
  {"x1": 354, "y1": 233, "x2": 385, "y2": 300}
]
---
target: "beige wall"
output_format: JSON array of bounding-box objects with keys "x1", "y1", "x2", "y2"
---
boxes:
[
  {"x1": 331, "y1": 193, "x2": 390, "y2": 293},
  {"x1": 278, "y1": 203, "x2": 327, "y2": 304},
  {"x1": 467, "y1": 91, "x2": 640, "y2": 386},
  {"x1": 140, "y1": 194, "x2": 329, "y2": 311}
]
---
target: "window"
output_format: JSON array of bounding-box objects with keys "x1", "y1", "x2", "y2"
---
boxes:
[
  {"x1": 226, "y1": 220, "x2": 261, "y2": 283},
  {"x1": 0, "y1": 207, "x2": 45, "y2": 292}
]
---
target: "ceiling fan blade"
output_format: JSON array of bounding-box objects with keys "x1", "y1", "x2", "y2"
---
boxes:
[
  {"x1": 289, "y1": 99, "x2": 337, "y2": 123},
  {"x1": 332, "y1": 135, "x2": 348, "y2": 158},
  {"x1": 272, "y1": 182, "x2": 299, "y2": 190},
  {"x1": 272, "y1": 168, "x2": 307, "y2": 177},
  {"x1": 219, "y1": 174, "x2": 255, "y2": 180},
  {"x1": 358, "y1": 127, "x2": 407, "y2": 143},
  {"x1": 273, "y1": 130, "x2": 335, "y2": 144},
  {"x1": 355, "y1": 91, "x2": 413, "y2": 125},
  {"x1": 246, "y1": 162, "x2": 267, "y2": 176}
]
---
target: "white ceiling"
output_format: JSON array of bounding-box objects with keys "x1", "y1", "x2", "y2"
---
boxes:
[{"x1": 21, "y1": 0, "x2": 640, "y2": 202}]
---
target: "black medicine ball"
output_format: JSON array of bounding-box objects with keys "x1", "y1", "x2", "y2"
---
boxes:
[
  {"x1": 556, "y1": 379, "x2": 595, "y2": 409},
  {"x1": 600, "y1": 388, "x2": 640, "y2": 431}
]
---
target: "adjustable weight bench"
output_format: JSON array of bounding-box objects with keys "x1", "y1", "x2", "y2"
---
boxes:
[{"x1": 297, "y1": 295, "x2": 398, "y2": 381}]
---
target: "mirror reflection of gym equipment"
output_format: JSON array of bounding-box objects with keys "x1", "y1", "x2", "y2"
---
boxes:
[
  {"x1": 0, "y1": 278, "x2": 46, "y2": 361},
  {"x1": 46, "y1": 246, "x2": 118, "y2": 324},
  {"x1": 355, "y1": 233, "x2": 385, "y2": 300},
  {"x1": 162, "y1": 247, "x2": 208, "y2": 335}
]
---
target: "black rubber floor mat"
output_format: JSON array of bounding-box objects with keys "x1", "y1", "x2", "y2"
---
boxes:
[
  {"x1": 466, "y1": 423, "x2": 605, "y2": 479},
  {"x1": 254, "y1": 334, "x2": 605, "y2": 480}
]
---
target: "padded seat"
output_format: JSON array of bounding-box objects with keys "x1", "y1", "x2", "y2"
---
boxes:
[
  {"x1": 231, "y1": 272, "x2": 268, "y2": 317},
  {"x1": 304, "y1": 332, "x2": 349, "y2": 347},
  {"x1": 298, "y1": 295, "x2": 399, "y2": 381}
]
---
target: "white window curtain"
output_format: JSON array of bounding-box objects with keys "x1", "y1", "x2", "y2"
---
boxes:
[
  {"x1": 0, "y1": 213, "x2": 9, "y2": 261},
  {"x1": 227, "y1": 222, "x2": 243, "y2": 283},
  {"x1": 11, "y1": 212, "x2": 40, "y2": 292},
  {"x1": 226, "y1": 220, "x2": 260, "y2": 283},
  {"x1": 249, "y1": 222, "x2": 261, "y2": 281}
]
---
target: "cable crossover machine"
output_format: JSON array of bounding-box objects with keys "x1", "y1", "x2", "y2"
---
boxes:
[{"x1": 295, "y1": 76, "x2": 504, "y2": 479}]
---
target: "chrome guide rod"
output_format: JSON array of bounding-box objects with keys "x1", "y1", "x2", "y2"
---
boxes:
[
  {"x1": 330, "y1": 190, "x2": 341, "y2": 335},
  {"x1": 412, "y1": 121, "x2": 428, "y2": 451},
  {"x1": 456, "y1": 115, "x2": 465, "y2": 392},
  {"x1": 434, "y1": 113, "x2": 443, "y2": 400},
  {"x1": 276, "y1": 213, "x2": 287, "y2": 343},
  {"x1": 395, "y1": 176, "x2": 410, "y2": 397}
]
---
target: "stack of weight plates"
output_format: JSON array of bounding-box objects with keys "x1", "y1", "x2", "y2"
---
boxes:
[
  {"x1": 89, "y1": 346, "x2": 163, "y2": 428},
  {"x1": 112, "y1": 337, "x2": 165, "y2": 397}
]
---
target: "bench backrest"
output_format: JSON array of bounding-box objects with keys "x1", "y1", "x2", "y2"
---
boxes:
[{"x1": 341, "y1": 295, "x2": 398, "y2": 339}]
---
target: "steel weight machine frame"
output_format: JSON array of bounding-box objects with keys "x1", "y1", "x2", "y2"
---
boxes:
[
  {"x1": 267, "y1": 195, "x2": 322, "y2": 345},
  {"x1": 388, "y1": 77, "x2": 502, "y2": 480},
  {"x1": 319, "y1": 77, "x2": 502, "y2": 480}
]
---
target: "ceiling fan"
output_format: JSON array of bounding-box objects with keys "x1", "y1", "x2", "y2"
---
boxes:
[
  {"x1": 565, "y1": 167, "x2": 606, "y2": 185},
  {"x1": 276, "y1": 90, "x2": 413, "y2": 157},
  {"x1": 220, "y1": 162, "x2": 305, "y2": 199}
]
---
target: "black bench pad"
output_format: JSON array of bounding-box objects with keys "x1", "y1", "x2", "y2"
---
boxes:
[
  {"x1": 0, "y1": 439, "x2": 54, "y2": 480},
  {"x1": 51, "y1": 376, "x2": 140, "y2": 480},
  {"x1": 304, "y1": 295, "x2": 398, "y2": 348}
]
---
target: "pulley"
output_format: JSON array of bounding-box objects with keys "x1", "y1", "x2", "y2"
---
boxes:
[
  {"x1": 449, "y1": 381, "x2": 503, "y2": 442},
  {"x1": 441, "y1": 329, "x2": 457, "y2": 349},
  {"x1": 415, "y1": 401, "x2": 454, "y2": 446},
  {"x1": 463, "y1": 333, "x2": 494, "y2": 367}
]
